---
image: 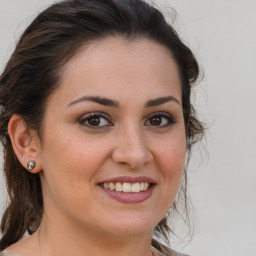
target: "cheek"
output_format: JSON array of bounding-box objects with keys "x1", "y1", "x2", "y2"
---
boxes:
[
  {"x1": 147, "y1": 133, "x2": 186, "y2": 219},
  {"x1": 156, "y1": 133, "x2": 186, "y2": 171},
  {"x1": 40, "y1": 130, "x2": 110, "y2": 192},
  {"x1": 159, "y1": 145, "x2": 186, "y2": 184},
  {"x1": 39, "y1": 136, "x2": 104, "y2": 216},
  {"x1": 153, "y1": 132, "x2": 186, "y2": 193}
]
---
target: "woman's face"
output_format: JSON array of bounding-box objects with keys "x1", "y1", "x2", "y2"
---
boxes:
[{"x1": 37, "y1": 37, "x2": 186, "y2": 237}]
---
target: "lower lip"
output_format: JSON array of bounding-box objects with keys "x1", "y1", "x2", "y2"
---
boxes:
[{"x1": 99, "y1": 185, "x2": 155, "y2": 203}]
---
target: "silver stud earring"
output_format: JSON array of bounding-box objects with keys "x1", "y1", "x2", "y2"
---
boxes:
[{"x1": 27, "y1": 160, "x2": 36, "y2": 171}]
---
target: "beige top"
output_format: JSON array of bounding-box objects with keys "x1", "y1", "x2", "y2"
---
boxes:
[
  {"x1": 0, "y1": 246, "x2": 189, "y2": 256},
  {"x1": 0, "y1": 254, "x2": 19, "y2": 256},
  {"x1": 0, "y1": 251, "x2": 189, "y2": 256}
]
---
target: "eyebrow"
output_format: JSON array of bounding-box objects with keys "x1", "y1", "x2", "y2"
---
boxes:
[
  {"x1": 68, "y1": 95, "x2": 180, "y2": 108},
  {"x1": 145, "y1": 96, "x2": 181, "y2": 107},
  {"x1": 68, "y1": 96, "x2": 119, "y2": 108}
]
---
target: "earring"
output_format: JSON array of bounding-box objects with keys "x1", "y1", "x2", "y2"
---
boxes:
[{"x1": 27, "y1": 160, "x2": 36, "y2": 171}]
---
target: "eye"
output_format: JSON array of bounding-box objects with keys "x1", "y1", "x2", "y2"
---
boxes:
[
  {"x1": 79, "y1": 112, "x2": 112, "y2": 128},
  {"x1": 145, "y1": 112, "x2": 175, "y2": 128}
]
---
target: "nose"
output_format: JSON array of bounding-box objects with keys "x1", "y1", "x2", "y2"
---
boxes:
[{"x1": 111, "y1": 125, "x2": 153, "y2": 169}]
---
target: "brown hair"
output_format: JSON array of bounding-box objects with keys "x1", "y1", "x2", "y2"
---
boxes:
[{"x1": 0, "y1": 0, "x2": 204, "y2": 252}]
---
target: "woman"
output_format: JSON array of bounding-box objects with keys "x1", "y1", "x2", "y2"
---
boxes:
[{"x1": 0, "y1": 0, "x2": 204, "y2": 255}]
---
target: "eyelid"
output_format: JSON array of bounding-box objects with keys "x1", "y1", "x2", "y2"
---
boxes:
[
  {"x1": 144, "y1": 111, "x2": 176, "y2": 127},
  {"x1": 78, "y1": 112, "x2": 113, "y2": 128},
  {"x1": 78, "y1": 111, "x2": 110, "y2": 120},
  {"x1": 77, "y1": 111, "x2": 176, "y2": 129}
]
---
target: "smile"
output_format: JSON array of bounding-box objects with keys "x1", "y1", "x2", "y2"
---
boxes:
[
  {"x1": 98, "y1": 176, "x2": 156, "y2": 203},
  {"x1": 99, "y1": 182, "x2": 151, "y2": 193}
]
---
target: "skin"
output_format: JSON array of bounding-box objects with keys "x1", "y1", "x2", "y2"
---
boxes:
[{"x1": 7, "y1": 37, "x2": 186, "y2": 256}]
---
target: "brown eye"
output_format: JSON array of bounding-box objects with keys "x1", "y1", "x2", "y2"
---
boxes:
[
  {"x1": 150, "y1": 116, "x2": 162, "y2": 126},
  {"x1": 88, "y1": 116, "x2": 100, "y2": 126},
  {"x1": 145, "y1": 112, "x2": 175, "y2": 128},
  {"x1": 79, "y1": 112, "x2": 112, "y2": 128}
]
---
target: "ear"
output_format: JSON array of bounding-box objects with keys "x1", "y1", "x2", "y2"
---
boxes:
[{"x1": 8, "y1": 114, "x2": 42, "y2": 173}]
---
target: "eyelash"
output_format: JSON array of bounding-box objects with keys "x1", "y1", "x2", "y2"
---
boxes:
[
  {"x1": 145, "y1": 112, "x2": 176, "y2": 128},
  {"x1": 79, "y1": 112, "x2": 112, "y2": 129},
  {"x1": 78, "y1": 112, "x2": 175, "y2": 129}
]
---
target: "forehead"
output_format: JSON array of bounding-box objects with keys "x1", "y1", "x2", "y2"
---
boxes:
[{"x1": 52, "y1": 37, "x2": 182, "y2": 106}]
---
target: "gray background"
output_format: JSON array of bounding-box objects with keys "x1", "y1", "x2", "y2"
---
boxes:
[{"x1": 0, "y1": 1, "x2": 256, "y2": 255}]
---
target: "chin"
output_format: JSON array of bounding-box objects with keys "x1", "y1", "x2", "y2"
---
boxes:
[
  {"x1": 98, "y1": 214, "x2": 157, "y2": 237},
  {"x1": 106, "y1": 224, "x2": 153, "y2": 238}
]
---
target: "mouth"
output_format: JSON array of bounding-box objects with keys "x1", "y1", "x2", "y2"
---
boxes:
[
  {"x1": 99, "y1": 182, "x2": 152, "y2": 193},
  {"x1": 97, "y1": 176, "x2": 156, "y2": 203}
]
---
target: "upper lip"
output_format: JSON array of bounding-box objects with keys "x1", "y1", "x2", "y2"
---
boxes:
[{"x1": 98, "y1": 176, "x2": 156, "y2": 184}]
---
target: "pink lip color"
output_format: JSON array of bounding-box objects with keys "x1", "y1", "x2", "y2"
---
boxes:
[
  {"x1": 99, "y1": 176, "x2": 156, "y2": 184},
  {"x1": 99, "y1": 185, "x2": 155, "y2": 203},
  {"x1": 98, "y1": 176, "x2": 156, "y2": 204}
]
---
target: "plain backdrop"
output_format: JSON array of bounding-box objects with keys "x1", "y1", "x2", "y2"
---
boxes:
[{"x1": 0, "y1": 1, "x2": 256, "y2": 255}]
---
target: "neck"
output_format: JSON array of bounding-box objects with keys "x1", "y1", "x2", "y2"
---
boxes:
[{"x1": 37, "y1": 215, "x2": 154, "y2": 256}]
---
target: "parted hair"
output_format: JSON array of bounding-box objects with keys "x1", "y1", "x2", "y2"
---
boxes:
[{"x1": 0, "y1": 0, "x2": 204, "y2": 252}]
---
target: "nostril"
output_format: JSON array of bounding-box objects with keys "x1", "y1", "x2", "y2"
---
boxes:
[{"x1": 111, "y1": 139, "x2": 153, "y2": 169}]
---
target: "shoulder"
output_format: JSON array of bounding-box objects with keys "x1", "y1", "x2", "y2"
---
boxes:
[
  {"x1": 152, "y1": 240, "x2": 190, "y2": 256},
  {"x1": 167, "y1": 249, "x2": 190, "y2": 256},
  {"x1": 154, "y1": 247, "x2": 190, "y2": 256},
  {"x1": 0, "y1": 253, "x2": 19, "y2": 256},
  {"x1": 158, "y1": 248, "x2": 190, "y2": 256}
]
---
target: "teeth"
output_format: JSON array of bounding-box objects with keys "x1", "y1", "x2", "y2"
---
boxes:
[
  {"x1": 123, "y1": 182, "x2": 132, "y2": 192},
  {"x1": 131, "y1": 183, "x2": 140, "y2": 192},
  {"x1": 101, "y1": 182, "x2": 151, "y2": 193},
  {"x1": 109, "y1": 183, "x2": 115, "y2": 191},
  {"x1": 115, "y1": 182, "x2": 122, "y2": 192},
  {"x1": 103, "y1": 183, "x2": 109, "y2": 189}
]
